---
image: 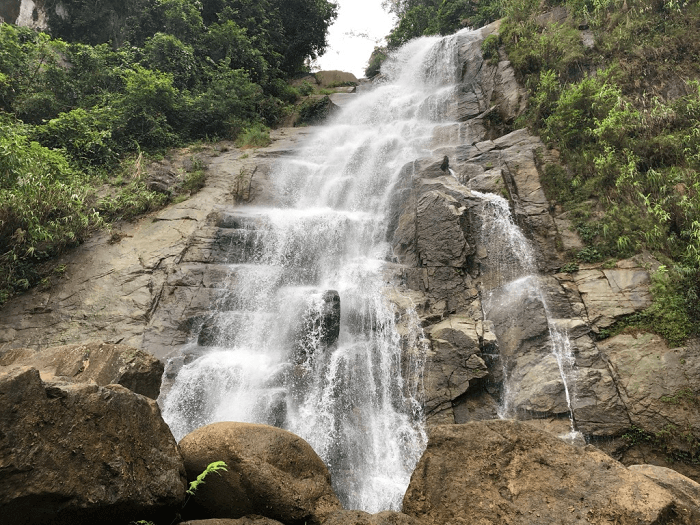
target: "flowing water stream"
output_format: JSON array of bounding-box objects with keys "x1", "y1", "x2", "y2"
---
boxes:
[
  {"x1": 159, "y1": 30, "x2": 478, "y2": 511},
  {"x1": 160, "y1": 26, "x2": 582, "y2": 512},
  {"x1": 475, "y1": 191, "x2": 580, "y2": 440}
]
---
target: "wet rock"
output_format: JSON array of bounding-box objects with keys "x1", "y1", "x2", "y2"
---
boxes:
[
  {"x1": 0, "y1": 366, "x2": 186, "y2": 525},
  {"x1": 403, "y1": 420, "x2": 680, "y2": 525},
  {"x1": 295, "y1": 290, "x2": 341, "y2": 361},
  {"x1": 179, "y1": 422, "x2": 341, "y2": 525},
  {"x1": 0, "y1": 341, "x2": 164, "y2": 399}
]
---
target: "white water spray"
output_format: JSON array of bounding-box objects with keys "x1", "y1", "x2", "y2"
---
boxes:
[
  {"x1": 160, "y1": 29, "x2": 479, "y2": 511},
  {"x1": 475, "y1": 191, "x2": 581, "y2": 440}
]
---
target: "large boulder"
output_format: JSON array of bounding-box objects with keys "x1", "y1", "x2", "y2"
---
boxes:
[
  {"x1": 629, "y1": 465, "x2": 700, "y2": 522},
  {"x1": 0, "y1": 366, "x2": 186, "y2": 525},
  {"x1": 402, "y1": 420, "x2": 686, "y2": 525},
  {"x1": 0, "y1": 341, "x2": 164, "y2": 399},
  {"x1": 179, "y1": 422, "x2": 342, "y2": 524}
]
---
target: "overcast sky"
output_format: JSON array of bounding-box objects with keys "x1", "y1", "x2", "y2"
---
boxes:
[{"x1": 314, "y1": 0, "x2": 397, "y2": 79}]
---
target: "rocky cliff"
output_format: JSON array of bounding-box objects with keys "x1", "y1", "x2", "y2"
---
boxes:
[{"x1": 1, "y1": 20, "x2": 699, "y2": 485}]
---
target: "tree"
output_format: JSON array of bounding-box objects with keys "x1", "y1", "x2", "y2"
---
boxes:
[{"x1": 272, "y1": 0, "x2": 338, "y2": 74}]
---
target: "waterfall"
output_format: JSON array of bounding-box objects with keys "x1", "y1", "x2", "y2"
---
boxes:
[
  {"x1": 159, "y1": 30, "x2": 477, "y2": 511},
  {"x1": 475, "y1": 191, "x2": 581, "y2": 441}
]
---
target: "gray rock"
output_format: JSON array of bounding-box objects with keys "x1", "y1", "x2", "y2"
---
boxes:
[
  {"x1": 600, "y1": 333, "x2": 700, "y2": 444},
  {"x1": 572, "y1": 268, "x2": 652, "y2": 330},
  {"x1": 424, "y1": 314, "x2": 489, "y2": 424},
  {"x1": 0, "y1": 366, "x2": 186, "y2": 525}
]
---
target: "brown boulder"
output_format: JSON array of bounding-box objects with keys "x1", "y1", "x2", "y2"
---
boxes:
[
  {"x1": 180, "y1": 517, "x2": 284, "y2": 525},
  {"x1": 0, "y1": 366, "x2": 186, "y2": 525},
  {"x1": 179, "y1": 422, "x2": 342, "y2": 524},
  {"x1": 629, "y1": 464, "x2": 700, "y2": 521},
  {"x1": 323, "y1": 510, "x2": 424, "y2": 525},
  {"x1": 0, "y1": 341, "x2": 164, "y2": 399},
  {"x1": 403, "y1": 420, "x2": 685, "y2": 525}
]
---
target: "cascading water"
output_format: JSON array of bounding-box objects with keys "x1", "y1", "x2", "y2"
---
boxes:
[
  {"x1": 475, "y1": 190, "x2": 581, "y2": 440},
  {"x1": 159, "y1": 30, "x2": 477, "y2": 511}
]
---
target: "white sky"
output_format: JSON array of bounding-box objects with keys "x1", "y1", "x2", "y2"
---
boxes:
[{"x1": 314, "y1": 0, "x2": 397, "y2": 79}]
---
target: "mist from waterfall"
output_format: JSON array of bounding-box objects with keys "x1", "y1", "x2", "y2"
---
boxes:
[{"x1": 160, "y1": 29, "x2": 479, "y2": 511}]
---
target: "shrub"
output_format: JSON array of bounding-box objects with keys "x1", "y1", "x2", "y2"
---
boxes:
[
  {"x1": 32, "y1": 107, "x2": 118, "y2": 169},
  {"x1": 235, "y1": 124, "x2": 271, "y2": 148},
  {"x1": 0, "y1": 118, "x2": 101, "y2": 303}
]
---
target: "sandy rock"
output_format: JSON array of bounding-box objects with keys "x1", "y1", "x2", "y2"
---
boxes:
[
  {"x1": 323, "y1": 510, "x2": 424, "y2": 525},
  {"x1": 0, "y1": 341, "x2": 163, "y2": 398},
  {"x1": 179, "y1": 422, "x2": 341, "y2": 524},
  {"x1": 180, "y1": 517, "x2": 284, "y2": 525},
  {"x1": 629, "y1": 465, "x2": 700, "y2": 521},
  {"x1": 403, "y1": 420, "x2": 682, "y2": 525},
  {"x1": 0, "y1": 366, "x2": 186, "y2": 525}
]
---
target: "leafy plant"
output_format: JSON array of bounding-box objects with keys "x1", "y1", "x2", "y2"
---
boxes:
[
  {"x1": 235, "y1": 124, "x2": 272, "y2": 148},
  {"x1": 187, "y1": 460, "x2": 228, "y2": 496}
]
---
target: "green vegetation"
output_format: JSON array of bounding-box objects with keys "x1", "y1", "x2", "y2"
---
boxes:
[
  {"x1": 186, "y1": 460, "x2": 228, "y2": 496},
  {"x1": 384, "y1": 0, "x2": 503, "y2": 48},
  {"x1": 130, "y1": 460, "x2": 228, "y2": 525},
  {"x1": 0, "y1": 0, "x2": 337, "y2": 304},
  {"x1": 389, "y1": 0, "x2": 700, "y2": 346}
]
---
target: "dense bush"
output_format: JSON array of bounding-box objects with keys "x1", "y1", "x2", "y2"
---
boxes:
[
  {"x1": 490, "y1": 0, "x2": 700, "y2": 344},
  {"x1": 0, "y1": 0, "x2": 337, "y2": 304}
]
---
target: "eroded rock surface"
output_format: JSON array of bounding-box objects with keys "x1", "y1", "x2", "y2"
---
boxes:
[
  {"x1": 403, "y1": 421, "x2": 686, "y2": 525},
  {"x1": 0, "y1": 366, "x2": 186, "y2": 525},
  {"x1": 0, "y1": 341, "x2": 163, "y2": 398},
  {"x1": 0, "y1": 129, "x2": 314, "y2": 359},
  {"x1": 179, "y1": 422, "x2": 342, "y2": 525}
]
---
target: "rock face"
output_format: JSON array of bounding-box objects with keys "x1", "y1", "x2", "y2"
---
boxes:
[
  {"x1": 179, "y1": 422, "x2": 342, "y2": 525},
  {"x1": 0, "y1": 366, "x2": 186, "y2": 525},
  {"x1": 0, "y1": 341, "x2": 163, "y2": 398},
  {"x1": 403, "y1": 420, "x2": 686, "y2": 525},
  {"x1": 0, "y1": 128, "x2": 314, "y2": 358}
]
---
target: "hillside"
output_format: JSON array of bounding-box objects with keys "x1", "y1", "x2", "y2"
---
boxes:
[
  {"x1": 384, "y1": 0, "x2": 700, "y2": 346},
  {"x1": 0, "y1": 0, "x2": 337, "y2": 304}
]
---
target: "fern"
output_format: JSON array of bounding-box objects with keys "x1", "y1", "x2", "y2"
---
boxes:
[{"x1": 187, "y1": 461, "x2": 228, "y2": 496}]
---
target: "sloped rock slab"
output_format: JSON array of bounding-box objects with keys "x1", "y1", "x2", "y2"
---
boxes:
[
  {"x1": 600, "y1": 333, "x2": 700, "y2": 441},
  {"x1": 0, "y1": 366, "x2": 186, "y2": 525},
  {"x1": 403, "y1": 420, "x2": 684, "y2": 525},
  {"x1": 630, "y1": 465, "x2": 700, "y2": 522},
  {"x1": 179, "y1": 422, "x2": 341, "y2": 525},
  {"x1": 572, "y1": 268, "x2": 652, "y2": 330},
  {"x1": 0, "y1": 341, "x2": 163, "y2": 398}
]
